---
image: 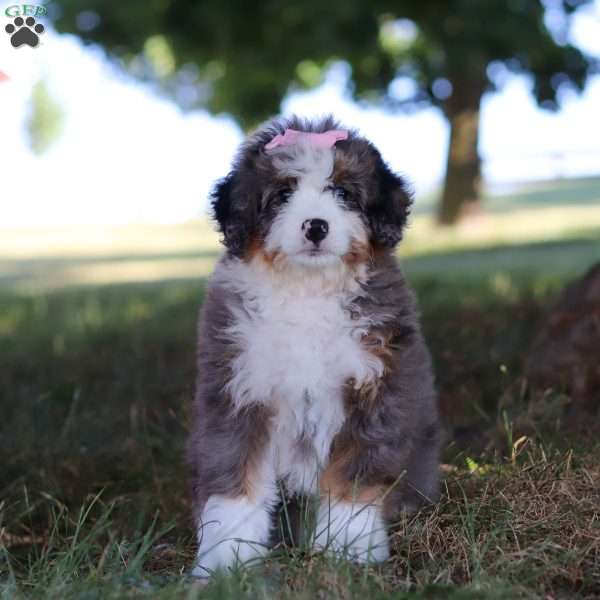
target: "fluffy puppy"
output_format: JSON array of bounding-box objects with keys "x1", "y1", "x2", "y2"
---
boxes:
[{"x1": 188, "y1": 116, "x2": 439, "y2": 577}]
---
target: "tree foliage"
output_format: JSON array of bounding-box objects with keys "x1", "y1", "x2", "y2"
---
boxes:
[
  {"x1": 52, "y1": 0, "x2": 598, "y2": 221},
  {"x1": 52, "y1": 1, "x2": 596, "y2": 122}
]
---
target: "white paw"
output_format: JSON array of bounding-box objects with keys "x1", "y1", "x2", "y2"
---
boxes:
[
  {"x1": 192, "y1": 536, "x2": 266, "y2": 577},
  {"x1": 314, "y1": 499, "x2": 390, "y2": 562},
  {"x1": 192, "y1": 495, "x2": 272, "y2": 577}
]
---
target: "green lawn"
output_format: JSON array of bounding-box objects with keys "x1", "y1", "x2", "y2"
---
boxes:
[{"x1": 1, "y1": 181, "x2": 599, "y2": 598}]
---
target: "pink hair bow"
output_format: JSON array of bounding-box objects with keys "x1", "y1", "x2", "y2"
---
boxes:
[{"x1": 265, "y1": 128, "x2": 348, "y2": 150}]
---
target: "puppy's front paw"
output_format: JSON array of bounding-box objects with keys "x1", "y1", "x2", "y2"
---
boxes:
[
  {"x1": 192, "y1": 495, "x2": 272, "y2": 577},
  {"x1": 314, "y1": 500, "x2": 389, "y2": 562},
  {"x1": 193, "y1": 536, "x2": 266, "y2": 577}
]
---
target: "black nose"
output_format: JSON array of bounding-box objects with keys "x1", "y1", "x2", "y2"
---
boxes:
[{"x1": 303, "y1": 218, "x2": 329, "y2": 244}]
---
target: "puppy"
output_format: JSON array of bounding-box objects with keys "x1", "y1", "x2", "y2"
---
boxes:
[{"x1": 188, "y1": 116, "x2": 439, "y2": 577}]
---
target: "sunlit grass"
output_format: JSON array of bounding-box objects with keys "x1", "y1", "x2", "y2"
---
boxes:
[
  {"x1": 0, "y1": 221, "x2": 220, "y2": 259},
  {"x1": 403, "y1": 203, "x2": 600, "y2": 256},
  {"x1": 1, "y1": 181, "x2": 599, "y2": 292}
]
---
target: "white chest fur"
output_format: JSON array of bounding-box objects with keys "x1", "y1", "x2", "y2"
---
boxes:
[{"x1": 216, "y1": 258, "x2": 384, "y2": 494}]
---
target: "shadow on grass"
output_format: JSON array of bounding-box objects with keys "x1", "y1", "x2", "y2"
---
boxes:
[
  {"x1": 1, "y1": 236, "x2": 599, "y2": 597},
  {"x1": 0, "y1": 236, "x2": 585, "y2": 510},
  {"x1": 402, "y1": 229, "x2": 600, "y2": 280}
]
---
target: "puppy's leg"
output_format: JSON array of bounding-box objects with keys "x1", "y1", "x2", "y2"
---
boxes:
[
  {"x1": 314, "y1": 497, "x2": 389, "y2": 562},
  {"x1": 193, "y1": 482, "x2": 277, "y2": 577},
  {"x1": 190, "y1": 404, "x2": 277, "y2": 577},
  {"x1": 314, "y1": 467, "x2": 389, "y2": 562}
]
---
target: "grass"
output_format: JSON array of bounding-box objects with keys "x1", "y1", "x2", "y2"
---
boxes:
[{"x1": 1, "y1": 180, "x2": 600, "y2": 598}]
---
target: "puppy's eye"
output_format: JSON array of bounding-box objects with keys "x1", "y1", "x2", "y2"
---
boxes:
[
  {"x1": 276, "y1": 188, "x2": 293, "y2": 203},
  {"x1": 330, "y1": 185, "x2": 349, "y2": 200}
]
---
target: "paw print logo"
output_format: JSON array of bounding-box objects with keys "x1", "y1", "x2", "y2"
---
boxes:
[{"x1": 5, "y1": 16, "x2": 45, "y2": 48}]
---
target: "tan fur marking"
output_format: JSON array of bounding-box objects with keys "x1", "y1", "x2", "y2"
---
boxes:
[
  {"x1": 355, "y1": 378, "x2": 383, "y2": 407},
  {"x1": 342, "y1": 239, "x2": 372, "y2": 269},
  {"x1": 321, "y1": 447, "x2": 383, "y2": 504},
  {"x1": 362, "y1": 330, "x2": 394, "y2": 363},
  {"x1": 237, "y1": 443, "x2": 271, "y2": 502},
  {"x1": 223, "y1": 466, "x2": 256, "y2": 502},
  {"x1": 244, "y1": 236, "x2": 263, "y2": 262},
  {"x1": 238, "y1": 470, "x2": 256, "y2": 502},
  {"x1": 244, "y1": 236, "x2": 286, "y2": 269},
  {"x1": 348, "y1": 328, "x2": 395, "y2": 408}
]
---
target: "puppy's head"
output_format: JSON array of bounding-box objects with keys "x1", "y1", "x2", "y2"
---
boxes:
[{"x1": 211, "y1": 116, "x2": 412, "y2": 269}]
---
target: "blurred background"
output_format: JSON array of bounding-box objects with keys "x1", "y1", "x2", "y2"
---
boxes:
[
  {"x1": 1, "y1": 2, "x2": 600, "y2": 596},
  {"x1": 1, "y1": 0, "x2": 599, "y2": 290},
  {"x1": 2, "y1": 0, "x2": 600, "y2": 466}
]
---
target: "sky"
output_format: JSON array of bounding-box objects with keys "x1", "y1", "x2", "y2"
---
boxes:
[{"x1": 1, "y1": 1, "x2": 600, "y2": 227}]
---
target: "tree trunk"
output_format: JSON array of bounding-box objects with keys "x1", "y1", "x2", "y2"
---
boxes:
[{"x1": 438, "y1": 84, "x2": 485, "y2": 225}]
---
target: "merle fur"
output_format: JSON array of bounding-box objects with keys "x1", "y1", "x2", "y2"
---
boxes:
[
  {"x1": 210, "y1": 115, "x2": 413, "y2": 256},
  {"x1": 189, "y1": 115, "x2": 439, "y2": 540}
]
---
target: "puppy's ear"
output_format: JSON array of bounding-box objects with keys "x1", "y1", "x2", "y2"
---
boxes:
[
  {"x1": 211, "y1": 172, "x2": 255, "y2": 257},
  {"x1": 368, "y1": 154, "x2": 412, "y2": 248}
]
